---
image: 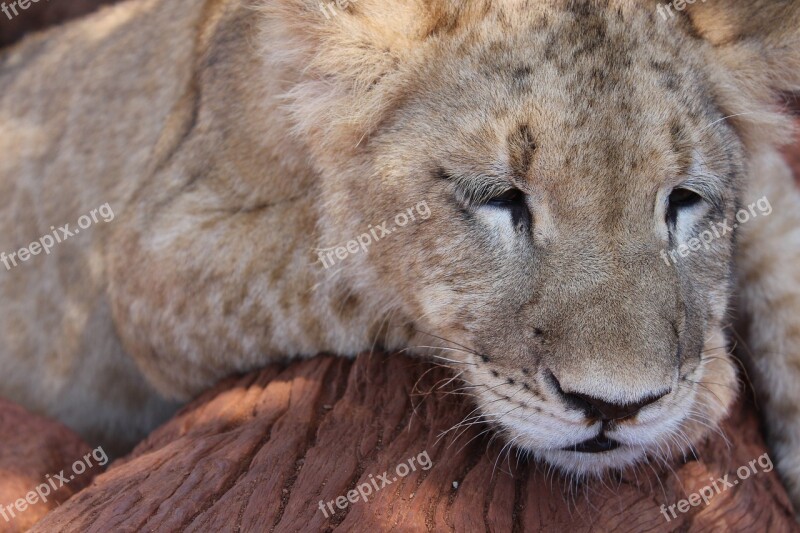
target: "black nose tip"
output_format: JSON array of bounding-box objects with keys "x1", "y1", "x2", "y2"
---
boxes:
[
  {"x1": 546, "y1": 370, "x2": 669, "y2": 420},
  {"x1": 566, "y1": 391, "x2": 667, "y2": 420}
]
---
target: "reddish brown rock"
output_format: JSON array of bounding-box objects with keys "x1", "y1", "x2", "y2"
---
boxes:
[
  {"x1": 0, "y1": 398, "x2": 103, "y2": 532},
  {"x1": 32, "y1": 354, "x2": 795, "y2": 532}
]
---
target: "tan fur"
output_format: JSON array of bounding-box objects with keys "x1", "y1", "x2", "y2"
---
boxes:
[{"x1": 1, "y1": 0, "x2": 799, "y2": 508}]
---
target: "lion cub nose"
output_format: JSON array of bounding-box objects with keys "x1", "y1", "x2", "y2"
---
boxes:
[
  {"x1": 547, "y1": 370, "x2": 669, "y2": 420},
  {"x1": 566, "y1": 391, "x2": 667, "y2": 421}
]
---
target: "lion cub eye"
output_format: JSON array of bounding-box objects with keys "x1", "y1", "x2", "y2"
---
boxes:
[
  {"x1": 484, "y1": 188, "x2": 530, "y2": 229},
  {"x1": 667, "y1": 187, "x2": 703, "y2": 226},
  {"x1": 486, "y1": 188, "x2": 525, "y2": 208}
]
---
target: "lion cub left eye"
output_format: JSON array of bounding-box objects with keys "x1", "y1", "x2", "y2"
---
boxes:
[
  {"x1": 667, "y1": 187, "x2": 703, "y2": 228},
  {"x1": 485, "y1": 188, "x2": 530, "y2": 229},
  {"x1": 668, "y1": 187, "x2": 703, "y2": 208}
]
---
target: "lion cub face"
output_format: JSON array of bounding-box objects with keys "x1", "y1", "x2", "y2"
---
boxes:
[{"x1": 324, "y1": 4, "x2": 743, "y2": 474}]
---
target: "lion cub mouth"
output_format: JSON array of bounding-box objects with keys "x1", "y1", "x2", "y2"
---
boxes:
[{"x1": 561, "y1": 435, "x2": 622, "y2": 453}]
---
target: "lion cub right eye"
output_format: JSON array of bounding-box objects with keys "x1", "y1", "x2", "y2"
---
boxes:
[
  {"x1": 486, "y1": 188, "x2": 525, "y2": 208},
  {"x1": 484, "y1": 188, "x2": 531, "y2": 230}
]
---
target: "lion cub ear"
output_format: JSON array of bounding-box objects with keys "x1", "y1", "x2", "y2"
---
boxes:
[
  {"x1": 255, "y1": 0, "x2": 469, "y2": 146},
  {"x1": 685, "y1": 1, "x2": 800, "y2": 141}
]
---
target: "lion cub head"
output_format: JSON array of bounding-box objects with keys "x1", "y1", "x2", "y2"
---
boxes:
[{"x1": 261, "y1": 0, "x2": 800, "y2": 475}]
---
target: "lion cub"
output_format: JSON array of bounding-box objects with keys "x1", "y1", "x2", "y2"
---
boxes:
[{"x1": 1, "y1": 0, "x2": 800, "y2": 511}]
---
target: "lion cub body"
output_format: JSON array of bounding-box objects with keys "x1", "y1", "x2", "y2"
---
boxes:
[
  {"x1": 0, "y1": 0, "x2": 213, "y2": 448},
  {"x1": 1, "y1": 0, "x2": 800, "y2": 511}
]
